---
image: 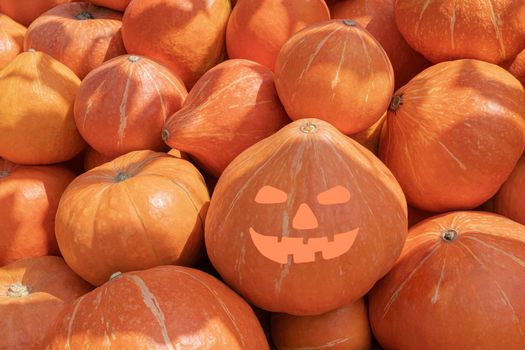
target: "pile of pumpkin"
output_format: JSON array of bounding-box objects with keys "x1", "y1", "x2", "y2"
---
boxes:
[{"x1": 1, "y1": 0, "x2": 525, "y2": 349}]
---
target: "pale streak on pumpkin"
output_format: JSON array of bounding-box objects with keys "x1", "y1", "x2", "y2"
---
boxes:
[
  {"x1": 357, "y1": 29, "x2": 374, "y2": 111},
  {"x1": 449, "y1": 4, "x2": 456, "y2": 50},
  {"x1": 81, "y1": 78, "x2": 108, "y2": 131},
  {"x1": 414, "y1": 0, "x2": 433, "y2": 38},
  {"x1": 117, "y1": 63, "x2": 135, "y2": 146},
  {"x1": 330, "y1": 35, "x2": 348, "y2": 100},
  {"x1": 278, "y1": 336, "x2": 354, "y2": 350},
  {"x1": 141, "y1": 63, "x2": 168, "y2": 123},
  {"x1": 485, "y1": 0, "x2": 506, "y2": 60},
  {"x1": 430, "y1": 249, "x2": 447, "y2": 304},
  {"x1": 437, "y1": 140, "x2": 467, "y2": 170},
  {"x1": 154, "y1": 68, "x2": 187, "y2": 98},
  {"x1": 463, "y1": 236, "x2": 525, "y2": 268},
  {"x1": 64, "y1": 294, "x2": 87, "y2": 350}
]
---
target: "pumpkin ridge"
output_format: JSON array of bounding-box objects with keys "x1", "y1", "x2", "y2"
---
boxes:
[
  {"x1": 65, "y1": 294, "x2": 87, "y2": 348},
  {"x1": 462, "y1": 235, "x2": 525, "y2": 269}
]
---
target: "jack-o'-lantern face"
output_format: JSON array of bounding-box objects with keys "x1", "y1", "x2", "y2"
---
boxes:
[{"x1": 249, "y1": 185, "x2": 359, "y2": 264}]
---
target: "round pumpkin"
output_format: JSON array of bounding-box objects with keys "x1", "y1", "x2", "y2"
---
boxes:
[
  {"x1": 0, "y1": 50, "x2": 85, "y2": 165},
  {"x1": 25, "y1": 2, "x2": 126, "y2": 79},
  {"x1": 122, "y1": 0, "x2": 231, "y2": 87},
  {"x1": 274, "y1": 19, "x2": 394, "y2": 135},
  {"x1": 226, "y1": 0, "x2": 330, "y2": 71},
  {"x1": 271, "y1": 299, "x2": 372, "y2": 350},
  {"x1": 494, "y1": 156, "x2": 525, "y2": 225},
  {"x1": 379, "y1": 59, "x2": 525, "y2": 212},
  {"x1": 162, "y1": 59, "x2": 289, "y2": 177},
  {"x1": 43, "y1": 266, "x2": 269, "y2": 349},
  {"x1": 75, "y1": 55, "x2": 187, "y2": 158},
  {"x1": 0, "y1": 14, "x2": 26, "y2": 70},
  {"x1": 330, "y1": 0, "x2": 430, "y2": 88},
  {"x1": 88, "y1": 0, "x2": 130, "y2": 11},
  {"x1": 205, "y1": 118, "x2": 407, "y2": 315},
  {"x1": 1, "y1": 256, "x2": 92, "y2": 349},
  {"x1": 369, "y1": 211, "x2": 525, "y2": 350},
  {"x1": 55, "y1": 150, "x2": 210, "y2": 286},
  {"x1": 0, "y1": 0, "x2": 71, "y2": 27}
]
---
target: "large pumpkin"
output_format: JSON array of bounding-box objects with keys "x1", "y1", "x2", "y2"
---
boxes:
[
  {"x1": 88, "y1": 0, "x2": 130, "y2": 11},
  {"x1": 1, "y1": 256, "x2": 92, "y2": 350},
  {"x1": 0, "y1": 14, "x2": 26, "y2": 70},
  {"x1": 122, "y1": 0, "x2": 231, "y2": 87},
  {"x1": 226, "y1": 0, "x2": 330, "y2": 71},
  {"x1": 205, "y1": 118, "x2": 407, "y2": 315},
  {"x1": 43, "y1": 266, "x2": 269, "y2": 349},
  {"x1": 0, "y1": 50, "x2": 85, "y2": 165},
  {"x1": 275, "y1": 19, "x2": 394, "y2": 135},
  {"x1": 55, "y1": 150, "x2": 210, "y2": 286},
  {"x1": 0, "y1": 0, "x2": 71, "y2": 27},
  {"x1": 494, "y1": 156, "x2": 525, "y2": 225},
  {"x1": 380, "y1": 59, "x2": 525, "y2": 212},
  {"x1": 75, "y1": 55, "x2": 187, "y2": 158},
  {"x1": 25, "y1": 2, "x2": 126, "y2": 79},
  {"x1": 162, "y1": 59, "x2": 289, "y2": 177},
  {"x1": 369, "y1": 211, "x2": 525, "y2": 350}
]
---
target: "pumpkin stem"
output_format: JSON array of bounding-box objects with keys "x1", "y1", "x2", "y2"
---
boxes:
[
  {"x1": 128, "y1": 55, "x2": 141, "y2": 63},
  {"x1": 161, "y1": 128, "x2": 170, "y2": 142},
  {"x1": 300, "y1": 122, "x2": 318, "y2": 134},
  {"x1": 115, "y1": 172, "x2": 131, "y2": 182},
  {"x1": 27, "y1": 48, "x2": 36, "y2": 53},
  {"x1": 389, "y1": 94, "x2": 404, "y2": 112},
  {"x1": 442, "y1": 229, "x2": 458, "y2": 242},
  {"x1": 75, "y1": 11, "x2": 95, "y2": 20},
  {"x1": 0, "y1": 170, "x2": 9, "y2": 178},
  {"x1": 6, "y1": 283, "x2": 31, "y2": 297},
  {"x1": 109, "y1": 272, "x2": 123, "y2": 281},
  {"x1": 343, "y1": 19, "x2": 357, "y2": 27}
]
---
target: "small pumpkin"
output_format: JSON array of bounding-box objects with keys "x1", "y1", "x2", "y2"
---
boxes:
[
  {"x1": 88, "y1": 0, "x2": 130, "y2": 11},
  {"x1": 0, "y1": 14, "x2": 26, "y2": 70},
  {"x1": 0, "y1": 0, "x2": 71, "y2": 27},
  {"x1": 494, "y1": 156, "x2": 525, "y2": 225}
]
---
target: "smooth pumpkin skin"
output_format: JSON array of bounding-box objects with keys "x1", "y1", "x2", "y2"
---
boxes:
[
  {"x1": 75, "y1": 55, "x2": 187, "y2": 158},
  {"x1": 350, "y1": 113, "x2": 386, "y2": 155},
  {"x1": 494, "y1": 156, "x2": 525, "y2": 225},
  {"x1": 205, "y1": 118, "x2": 407, "y2": 315},
  {"x1": 274, "y1": 19, "x2": 394, "y2": 135},
  {"x1": 369, "y1": 211, "x2": 525, "y2": 350},
  {"x1": 504, "y1": 48, "x2": 525, "y2": 86},
  {"x1": 271, "y1": 299, "x2": 372, "y2": 350},
  {"x1": 380, "y1": 59, "x2": 525, "y2": 212},
  {"x1": 163, "y1": 59, "x2": 289, "y2": 177},
  {"x1": 55, "y1": 150, "x2": 210, "y2": 286},
  {"x1": 122, "y1": 0, "x2": 231, "y2": 87},
  {"x1": 25, "y1": 2, "x2": 126, "y2": 79},
  {"x1": 226, "y1": 0, "x2": 330, "y2": 71},
  {"x1": 43, "y1": 266, "x2": 269, "y2": 349},
  {"x1": 0, "y1": 0, "x2": 71, "y2": 27},
  {"x1": 0, "y1": 14, "x2": 26, "y2": 70},
  {"x1": 0, "y1": 256, "x2": 92, "y2": 350},
  {"x1": 88, "y1": 0, "x2": 130, "y2": 11},
  {"x1": 0, "y1": 51, "x2": 85, "y2": 165}
]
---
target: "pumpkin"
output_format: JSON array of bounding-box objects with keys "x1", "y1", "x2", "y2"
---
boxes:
[
  {"x1": 24, "y1": 2, "x2": 126, "y2": 79},
  {"x1": 162, "y1": 59, "x2": 289, "y2": 177},
  {"x1": 226, "y1": 0, "x2": 330, "y2": 71},
  {"x1": 55, "y1": 150, "x2": 210, "y2": 286},
  {"x1": 349, "y1": 113, "x2": 386, "y2": 155},
  {"x1": 274, "y1": 19, "x2": 394, "y2": 135},
  {"x1": 43, "y1": 266, "x2": 269, "y2": 349},
  {"x1": 330, "y1": 0, "x2": 430, "y2": 88},
  {"x1": 369, "y1": 211, "x2": 525, "y2": 350},
  {"x1": 494, "y1": 156, "x2": 525, "y2": 225},
  {"x1": 205, "y1": 118, "x2": 407, "y2": 315},
  {"x1": 504, "y1": 48, "x2": 525, "y2": 86},
  {"x1": 1, "y1": 256, "x2": 92, "y2": 350},
  {"x1": 75, "y1": 55, "x2": 187, "y2": 158},
  {"x1": 380, "y1": 59, "x2": 525, "y2": 212},
  {"x1": 122, "y1": 0, "x2": 231, "y2": 87},
  {"x1": 0, "y1": 0, "x2": 71, "y2": 27},
  {"x1": 271, "y1": 299, "x2": 372, "y2": 350},
  {"x1": 0, "y1": 50, "x2": 85, "y2": 165},
  {"x1": 0, "y1": 14, "x2": 26, "y2": 70},
  {"x1": 394, "y1": 0, "x2": 525, "y2": 64},
  {"x1": 88, "y1": 0, "x2": 130, "y2": 11},
  {"x1": 83, "y1": 147, "x2": 115, "y2": 171}
]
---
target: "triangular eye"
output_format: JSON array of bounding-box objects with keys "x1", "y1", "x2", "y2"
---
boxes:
[
  {"x1": 255, "y1": 186, "x2": 288, "y2": 204},
  {"x1": 317, "y1": 186, "x2": 351, "y2": 205}
]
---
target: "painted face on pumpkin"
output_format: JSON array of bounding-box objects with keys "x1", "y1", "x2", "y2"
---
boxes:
[{"x1": 249, "y1": 185, "x2": 359, "y2": 264}]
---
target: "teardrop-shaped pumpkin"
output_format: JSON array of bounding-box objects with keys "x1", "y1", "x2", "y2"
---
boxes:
[
  {"x1": 0, "y1": 14, "x2": 26, "y2": 70},
  {"x1": 494, "y1": 156, "x2": 525, "y2": 225},
  {"x1": 88, "y1": 0, "x2": 130, "y2": 11},
  {"x1": 0, "y1": 0, "x2": 71, "y2": 27},
  {"x1": 163, "y1": 59, "x2": 289, "y2": 177}
]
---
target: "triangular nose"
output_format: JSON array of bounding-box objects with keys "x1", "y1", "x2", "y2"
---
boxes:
[{"x1": 292, "y1": 203, "x2": 319, "y2": 230}]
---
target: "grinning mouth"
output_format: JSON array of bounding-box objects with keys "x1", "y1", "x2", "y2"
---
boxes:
[{"x1": 249, "y1": 228, "x2": 359, "y2": 264}]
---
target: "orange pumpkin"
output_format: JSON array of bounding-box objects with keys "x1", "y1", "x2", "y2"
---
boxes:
[
  {"x1": 0, "y1": 0, "x2": 71, "y2": 27},
  {"x1": 504, "y1": 48, "x2": 525, "y2": 86},
  {"x1": 55, "y1": 150, "x2": 210, "y2": 286},
  {"x1": 349, "y1": 113, "x2": 386, "y2": 155},
  {"x1": 274, "y1": 19, "x2": 394, "y2": 135},
  {"x1": 83, "y1": 147, "x2": 114, "y2": 171},
  {"x1": 369, "y1": 211, "x2": 525, "y2": 350},
  {"x1": 25, "y1": 2, "x2": 126, "y2": 79},
  {"x1": 494, "y1": 156, "x2": 525, "y2": 225},
  {"x1": 226, "y1": 0, "x2": 330, "y2": 71},
  {"x1": 122, "y1": 0, "x2": 231, "y2": 87},
  {"x1": 271, "y1": 299, "x2": 372, "y2": 350},
  {"x1": 1, "y1": 256, "x2": 92, "y2": 350},
  {"x1": 43, "y1": 266, "x2": 269, "y2": 349},
  {"x1": 163, "y1": 59, "x2": 289, "y2": 177},
  {"x1": 0, "y1": 14, "x2": 26, "y2": 70},
  {"x1": 75, "y1": 55, "x2": 187, "y2": 158},
  {"x1": 380, "y1": 59, "x2": 525, "y2": 212},
  {"x1": 0, "y1": 50, "x2": 85, "y2": 165},
  {"x1": 330, "y1": 0, "x2": 430, "y2": 88},
  {"x1": 205, "y1": 118, "x2": 407, "y2": 315},
  {"x1": 88, "y1": 0, "x2": 130, "y2": 11}
]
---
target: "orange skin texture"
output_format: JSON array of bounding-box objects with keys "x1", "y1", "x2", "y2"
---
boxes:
[
  {"x1": 83, "y1": 147, "x2": 115, "y2": 171},
  {"x1": 122, "y1": 0, "x2": 231, "y2": 87},
  {"x1": 55, "y1": 150, "x2": 210, "y2": 286},
  {"x1": 75, "y1": 55, "x2": 187, "y2": 158},
  {"x1": 271, "y1": 299, "x2": 372, "y2": 350},
  {"x1": 0, "y1": 256, "x2": 92, "y2": 350},
  {"x1": 0, "y1": 51, "x2": 85, "y2": 165},
  {"x1": 25, "y1": 2, "x2": 126, "y2": 79},
  {"x1": 494, "y1": 156, "x2": 525, "y2": 225},
  {"x1": 274, "y1": 20, "x2": 394, "y2": 135},
  {"x1": 380, "y1": 59, "x2": 525, "y2": 212},
  {"x1": 369, "y1": 211, "x2": 525, "y2": 350},
  {"x1": 205, "y1": 118, "x2": 407, "y2": 315},
  {"x1": 163, "y1": 59, "x2": 290, "y2": 178},
  {"x1": 226, "y1": 0, "x2": 330, "y2": 71},
  {"x1": 88, "y1": 0, "x2": 130, "y2": 11},
  {"x1": 350, "y1": 112, "x2": 386, "y2": 155},
  {"x1": 394, "y1": 0, "x2": 525, "y2": 64},
  {"x1": 43, "y1": 266, "x2": 269, "y2": 349},
  {"x1": 504, "y1": 48, "x2": 525, "y2": 86},
  {"x1": 0, "y1": 14, "x2": 26, "y2": 70},
  {"x1": 330, "y1": 0, "x2": 430, "y2": 89},
  {"x1": 0, "y1": 0, "x2": 71, "y2": 27},
  {"x1": 0, "y1": 159, "x2": 75, "y2": 265}
]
